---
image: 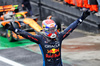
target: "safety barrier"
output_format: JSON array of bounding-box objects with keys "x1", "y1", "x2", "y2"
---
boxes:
[{"x1": 64, "y1": 0, "x2": 98, "y2": 12}]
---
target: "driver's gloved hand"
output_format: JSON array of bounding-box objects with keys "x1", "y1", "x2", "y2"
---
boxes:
[
  {"x1": 81, "y1": 9, "x2": 90, "y2": 20},
  {"x1": 4, "y1": 22, "x2": 15, "y2": 31},
  {"x1": 4, "y1": 22, "x2": 19, "y2": 35}
]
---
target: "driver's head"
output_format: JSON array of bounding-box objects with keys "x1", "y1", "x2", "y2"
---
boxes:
[
  {"x1": 15, "y1": 14, "x2": 23, "y2": 19},
  {"x1": 42, "y1": 19, "x2": 57, "y2": 38}
]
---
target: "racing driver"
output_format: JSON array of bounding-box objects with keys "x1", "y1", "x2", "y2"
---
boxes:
[{"x1": 3, "y1": 10, "x2": 90, "y2": 66}]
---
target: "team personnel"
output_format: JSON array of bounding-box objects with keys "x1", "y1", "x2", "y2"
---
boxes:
[
  {"x1": 3, "y1": 10, "x2": 90, "y2": 66},
  {"x1": 22, "y1": 0, "x2": 33, "y2": 16}
]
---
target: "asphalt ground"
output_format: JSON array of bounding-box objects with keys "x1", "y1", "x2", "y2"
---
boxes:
[
  {"x1": 0, "y1": 47, "x2": 71, "y2": 66},
  {"x1": 0, "y1": 36, "x2": 71, "y2": 66}
]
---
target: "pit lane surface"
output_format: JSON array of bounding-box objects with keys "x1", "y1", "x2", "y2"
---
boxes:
[
  {"x1": 0, "y1": 36, "x2": 71, "y2": 66},
  {"x1": 0, "y1": 29, "x2": 100, "y2": 66},
  {"x1": 0, "y1": 47, "x2": 71, "y2": 66}
]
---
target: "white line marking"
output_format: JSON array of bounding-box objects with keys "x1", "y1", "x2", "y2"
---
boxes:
[{"x1": 0, "y1": 56, "x2": 24, "y2": 66}]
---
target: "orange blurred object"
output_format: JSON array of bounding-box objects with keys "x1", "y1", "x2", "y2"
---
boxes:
[
  {"x1": 76, "y1": 0, "x2": 83, "y2": 8},
  {"x1": 0, "y1": 5, "x2": 15, "y2": 12},
  {"x1": 90, "y1": 5, "x2": 98, "y2": 12},
  {"x1": 64, "y1": 0, "x2": 70, "y2": 4},
  {"x1": 83, "y1": 0, "x2": 90, "y2": 8},
  {"x1": 70, "y1": 0, "x2": 75, "y2": 5}
]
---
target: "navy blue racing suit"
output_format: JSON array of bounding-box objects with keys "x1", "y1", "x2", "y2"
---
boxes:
[
  {"x1": 15, "y1": 18, "x2": 83, "y2": 66},
  {"x1": 13, "y1": 17, "x2": 84, "y2": 66}
]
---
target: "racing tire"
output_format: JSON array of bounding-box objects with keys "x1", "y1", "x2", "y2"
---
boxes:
[
  {"x1": 6, "y1": 30, "x2": 19, "y2": 42},
  {"x1": 6, "y1": 22, "x2": 20, "y2": 42}
]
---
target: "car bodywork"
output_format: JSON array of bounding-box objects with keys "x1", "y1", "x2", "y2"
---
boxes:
[
  {"x1": 0, "y1": 5, "x2": 61, "y2": 42},
  {"x1": 0, "y1": 5, "x2": 42, "y2": 42}
]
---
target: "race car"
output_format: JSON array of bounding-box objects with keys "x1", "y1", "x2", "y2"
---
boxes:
[
  {"x1": 0, "y1": 5, "x2": 19, "y2": 21},
  {"x1": 0, "y1": 12, "x2": 42, "y2": 42},
  {"x1": 0, "y1": 5, "x2": 19, "y2": 37},
  {"x1": 0, "y1": 5, "x2": 42, "y2": 42},
  {"x1": 0, "y1": 5, "x2": 61, "y2": 42}
]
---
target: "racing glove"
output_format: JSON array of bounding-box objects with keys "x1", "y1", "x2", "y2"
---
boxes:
[
  {"x1": 80, "y1": 9, "x2": 90, "y2": 20},
  {"x1": 4, "y1": 22, "x2": 15, "y2": 31},
  {"x1": 4, "y1": 22, "x2": 19, "y2": 34}
]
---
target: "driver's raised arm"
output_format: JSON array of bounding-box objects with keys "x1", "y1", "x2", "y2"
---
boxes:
[
  {"x1": 59, "y1": 10, "x2": 90, "y2": 40},
  {"x1": 15, "y1": 29, "x2": 41, "y2": 44}
]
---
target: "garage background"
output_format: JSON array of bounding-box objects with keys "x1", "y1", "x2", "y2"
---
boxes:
[{"x1": 0, "y1": 0, "x2": 100, "y2": 33}]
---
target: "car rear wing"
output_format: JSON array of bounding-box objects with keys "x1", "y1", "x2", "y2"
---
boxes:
[{"x1": 0, "y1": 5, "x2": 18, "y2": 12}]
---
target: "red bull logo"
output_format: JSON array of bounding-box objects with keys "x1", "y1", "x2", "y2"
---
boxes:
[
  {"x1": 47, "y1": 48, "x2": 59, "y2": 54},
  {"x1": 46, "y1": 52, "x2": 60, "y2": 58},
  {"x1": 46, "y1": 48, "x2": 60, "y2": 58}
]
